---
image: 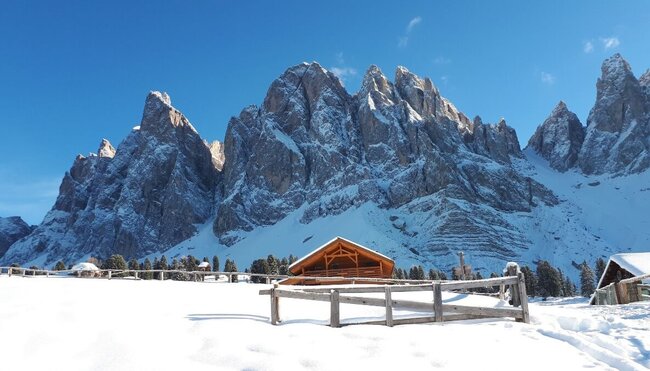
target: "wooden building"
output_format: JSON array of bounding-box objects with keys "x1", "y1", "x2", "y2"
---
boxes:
[
  {"x1": 591, "y1": 252, "x2": 650, "y2": 305},
  {"x1": 281, "y1": 237, "x2": 394, "y2": 285}
]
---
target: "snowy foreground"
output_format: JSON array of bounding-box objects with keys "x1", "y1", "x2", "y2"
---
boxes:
[{"x1": 1, "y1": 276, "x2": 648, "y2": 371}]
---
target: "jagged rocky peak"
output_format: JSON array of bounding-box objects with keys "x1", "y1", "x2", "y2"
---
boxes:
[
  {"x1": 360, "y1": 64, "x2": 396, "y2": 101},
  {"x1": 578, "y1": 53, "x2": 650, "y2": 174},
  {"x1": 209, "y1": 140, "x2": 225, "y2": 171},
  {"x1": 1, "y1": 91, "x2": 219, "y2": 266},
  {"x1": 0, "y1": 216, "x2": 34, "y2": 259},
  {"x1": 263, "y1": 62, "x2": 348, "y2": 116},
  {"x1": 140, "y1": 90, "x2": 198, "y2": 135},
  {"x1": 527, "y1": 101, "x2": 585, "y2": 172},
  {"x1": 98, "y1": 139, "x2": 115, "y2": 158},
  {"x1": 463, "y1": 116, "x2": 522, "y2": 164},
  {"x1": 640, "y1": 69, "x2": 650, "y2": 94}
]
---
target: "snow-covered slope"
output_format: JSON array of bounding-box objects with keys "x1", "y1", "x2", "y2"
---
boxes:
[
  {"x1": 1, "y1": 276, "x2": 648, "y2": 370},
  {"x1": 0, "y1": 216, "x2": 33, "y2": 259}
]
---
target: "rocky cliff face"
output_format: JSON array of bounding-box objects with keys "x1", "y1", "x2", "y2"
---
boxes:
[
  {"x1": 527, "y1": 101, "x2": 585, "y2": 171},
  {"x1": 0, "y1": 217, "x2": 33, "y2": 259},
  {"x1": 13, "y1": 56, "x2": 649, "y2": 270},
  {"x1": 1, "y1": 92, "x2": 219, "y2": 265},
  {"x1": 214, "y1": 62, "x2": 556, "y2": 264},
  {"x1": 528, "y1": 54, "x2": 650, "y2": 175},
  {"x1": 578, "y1": 54, "x2": 650, "y2": 174}
]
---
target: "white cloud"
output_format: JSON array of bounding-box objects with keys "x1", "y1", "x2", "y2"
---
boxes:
[
  {"x1": 540, "y1": 71, "x2": 556, "y2": 85},
  {"x1": 600, "y1": 37, "x2": 620, "y2": 49},
  {"x1": 406, "y1": 16, "x2": 422, "y2": 33},
  {"x1": 583, "y1": 41, "x2": 594, "y2": 53},
  {"x1": 433, "y1": 56, "x2": 452, "y2": 65},
  {"x1": 398, "y1": 17, "x2": 422, "y2": 48},
  {"x1": 335, "y1": 52, "x2": 345, "y2": 65},
  {"x1": 330, "y1": 67, "x2": 357, "y2": 80}
]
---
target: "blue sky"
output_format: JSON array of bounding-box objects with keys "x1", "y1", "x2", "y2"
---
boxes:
[{"x1": 1, "y1": 0, "x2": 649, "y2": 224}]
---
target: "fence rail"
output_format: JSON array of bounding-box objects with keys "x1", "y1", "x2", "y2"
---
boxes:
[
  {"x1": 259, "y1": 264, "x2": 529, "y2": 327},
  {"x1": 0, "y1": 266, "x2": 288, "y2": 283}
]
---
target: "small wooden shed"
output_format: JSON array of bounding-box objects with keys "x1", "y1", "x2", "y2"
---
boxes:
[
  {"x1": 281, "y1": 236, "x2": 394, "y2": 285},
  {"x1": 591, "y1": 252, "x2": 650, "y2": 305}
]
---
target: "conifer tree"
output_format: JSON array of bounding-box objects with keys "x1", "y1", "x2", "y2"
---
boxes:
[
  {"x1": 212, "y1": 256, "x2": 220, "y2": 272},
  {"x1": 520, "y1": 265, "x2": 537, "y2": 297},
  {"x1": 428, "y1": 269, "x2": 440, "y2": 280},
  {"x1": 54, "y1": 261, "x2": 66, "y2": 271},
  {"x1": 279, "y1": 257, "x2": 290, "y2": 276},
  {"x1": 580, "y1": 262, "x2": 595, "y2": 297},
  {"x1": 103, "y1": 254, "x2": 128, "y2": 271},
  {"x1": 153, "y1": 257, "x2": 160, "y2": 279},
  {"x1": 160, "y1": 255, "x2": 168, "y2": 271},
  {"x1": 250, "y1": 259, "x2": 270, "y2": 283},
  {"x1": 185, "y1": 255, "x2": 198, "y2": 272},
  {"x1": 128, "y1": 258, "x2": 139, "y2": 277},
  {"x1": 536, "y1": 260, "x2": 562, "y2": 298},
  {"x1": 143, "y1": 258, "x2": 153, "y2": 280},
  {"x1": 267, "y1": 255, "x2": 279, "y2": 275},
  {"x1": 594, "y1": 258, "x2": 606, "y2": 284}
]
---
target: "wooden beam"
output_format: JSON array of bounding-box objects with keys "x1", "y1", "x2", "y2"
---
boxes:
[
  {"x1": 508, "y1": 265, "x2": 520, "y2": 307},
  {"x1": 330, "y1": 290, "x2": 340, "y2": 328},
  {"x1": 433, "y1": 283, "x2": 443, "y2": 322},
  {"x1": 385, "y1": 287, "x2": 393, "y2": 327},
  {"x1": 517, "y1": 272, "x2": 530, "y2": 324}
]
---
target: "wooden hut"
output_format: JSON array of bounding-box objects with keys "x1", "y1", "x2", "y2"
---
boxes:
[
  {"x1": 591, "y1": 252, "x2": 650, "y2": 305},
  {"x1": 281, "y1": 236, "x2": 394, "y2": 285}
]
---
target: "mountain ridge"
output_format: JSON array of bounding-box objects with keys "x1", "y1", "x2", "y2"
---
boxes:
[{"x1": 2, "y1": 54, "x2": 649, "y2": 279}]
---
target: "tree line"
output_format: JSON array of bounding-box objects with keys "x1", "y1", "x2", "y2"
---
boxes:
[
  {"x1": 9, "y1": 254, "x2": 608, "y2": 298},
  {"x1": 393, "y1": 257, "x2": 606, "y2": 298}
]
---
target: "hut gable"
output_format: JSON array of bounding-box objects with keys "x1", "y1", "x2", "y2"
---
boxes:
[
  {"x1": 284, "y1": 237, "x2": 394, "y2": 285},
  {"x1": 596, "y1": 252, "x2": 650, "y2": 289},
  {"x1": 591, "y1": 252, "x2": 650, "y2": 305}
]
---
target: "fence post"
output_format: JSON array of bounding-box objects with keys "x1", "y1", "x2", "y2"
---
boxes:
[
  {"x1": 108, "y1": 271, "x2": 112, "y2": 280},
  {"x1": 433, "y1": 282, "x2": 443, "y2": 322},
  {"x1": 7, "y1": 267, "x2": 11, "y2": 277},
  {"x1": 385, "y1": 286, "x2": 393, "y2": 327},
  {"x1": 507, "y1": 265, "x2": 521, "y2": 307},
  {"x1": 517, "y1": 272, "x2": 530, "y2": 324},
  {"x1": 330, "y1": 290, "x2": 340, "y2": 328},
  {"x1": 160, "y1": 271, "x2": 164, "y2": 280},
  {"x1": 270, "y1": 283, "x2": 280, "y2": 325}
]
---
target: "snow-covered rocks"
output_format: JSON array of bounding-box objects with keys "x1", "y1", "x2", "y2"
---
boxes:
[
  {"x1": 578, "y1": 53, "x2": 650, "y2": 174},
  {"x1": 1, "y1": 91, "x2": 219, "y2": 266},
  {"x1": 70, "y1": 262, "x2": 100, "y2": 277},
  {"x1": 0, "y1": 217, "x2": 33, "y2": 259},
  {"x1": 527, "y1": 101, "x2": 585, "y2": 171},
  {"x1": 214, "y1": 61, "x2": 556, "y2": 269}
]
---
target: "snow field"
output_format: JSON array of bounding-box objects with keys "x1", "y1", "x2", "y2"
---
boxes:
[{"x1": 1, "y1": 276, "x2": 648, "y2": 370}]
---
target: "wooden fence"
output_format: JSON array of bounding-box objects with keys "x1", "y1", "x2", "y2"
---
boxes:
[
  {"x1": 0, "y1": 266, "x2": 287, "y2": 283},
  {"x1": 259, "y1": 265, "x2": 529, "y2": 327},
  {"x1": 593, "y1": 273, "x2": 650, "y2": 305}
]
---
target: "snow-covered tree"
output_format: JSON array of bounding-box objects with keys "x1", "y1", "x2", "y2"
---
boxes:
[{"x1": 580, "y1": 262, "x2": 596, "y2": 297}]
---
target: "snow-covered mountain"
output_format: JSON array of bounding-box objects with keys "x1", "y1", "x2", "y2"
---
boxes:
[
  {"x1": 2, "y1": 54, "x2": 649, "y2": 278},
  {"x1": 0, "y1": 217, "x2": 33, "y2": 259}
]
